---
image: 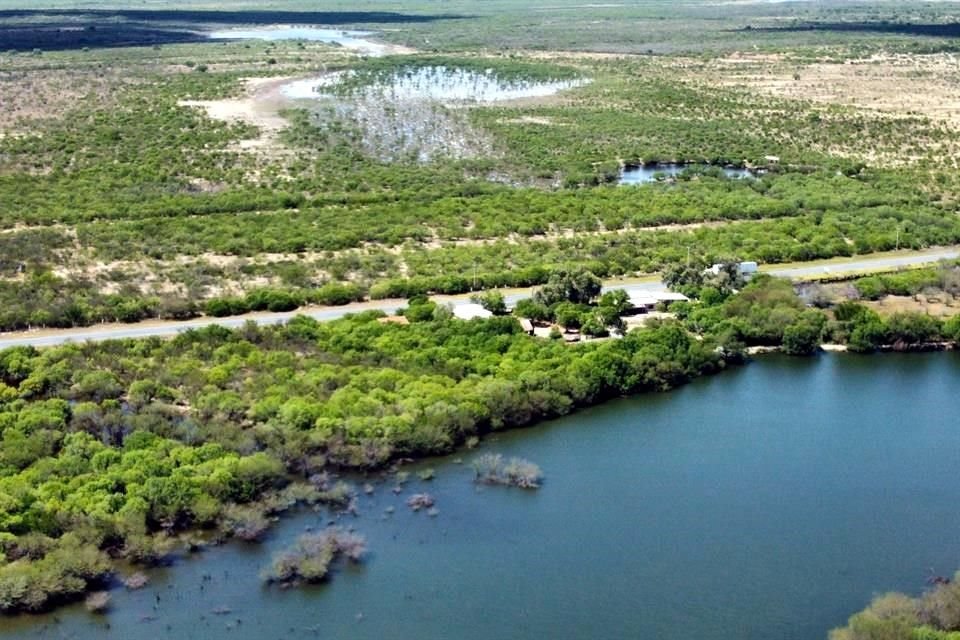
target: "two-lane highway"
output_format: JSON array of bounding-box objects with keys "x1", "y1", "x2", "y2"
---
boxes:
[{"x1": 1, "y1": 247, "x2": 957, "y2": 349}]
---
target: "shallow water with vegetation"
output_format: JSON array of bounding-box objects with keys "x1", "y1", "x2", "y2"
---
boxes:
[
  {"x1": 282, "y1": 65, "x2": 586, "y2": 161},
  {"x1": 287, "y1": 66, "x2": 586, "y2": 103},
  {"x1": 208, "y1": 27, "x2": 390, "y2": 55},
  {"x1": 619, "y1": 163, "x2": 758, "y2": 184},
  {"x1": 7, "y1": 352, "x2": 960, "y2": 639}
]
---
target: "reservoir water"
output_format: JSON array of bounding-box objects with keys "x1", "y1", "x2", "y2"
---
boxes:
[
  {"x1": 7, "y1": 353, "x2": 960, "y2": 639},
  {"x1": 208, "y1": 27, "x2": 391, "y2": 56}
]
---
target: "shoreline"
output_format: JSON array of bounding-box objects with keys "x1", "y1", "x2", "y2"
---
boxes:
[
  {"x1": 2, "y1": 315, "x2": 956, "y2": 617},
  {"x1": 748, "y1": 341, "x2": 957, "y2": 355}
]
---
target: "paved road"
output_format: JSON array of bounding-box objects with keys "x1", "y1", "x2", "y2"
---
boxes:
[
  {"x1": 2, "y1": 249, "x2": 957, "y2": 349},
  {"x1": 764, "y1": 248, "x2": 960, "y2": 278}
]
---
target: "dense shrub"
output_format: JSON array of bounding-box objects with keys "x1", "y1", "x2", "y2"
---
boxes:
[
  {"x1": 473, "y1": 453, "x2": 543, "y2": 489},
  {"x1": 262, "y1": 529, "x2": 366, "y2": 586}
]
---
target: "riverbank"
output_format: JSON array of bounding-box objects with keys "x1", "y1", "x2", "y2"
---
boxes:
[
  {"x1": 748, "y1": 341, "x2": 957, "y2": 355},
  {"x1": 0, "y1": 311, "x2": 730, "y2": 614},
  {"x1": 8, "y1": 352, "x2": 960, "y2": 640}
]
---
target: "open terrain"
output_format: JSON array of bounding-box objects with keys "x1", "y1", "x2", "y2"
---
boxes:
[{"x1": 5, "y1": 13, "x2": 960, "y2": 333}]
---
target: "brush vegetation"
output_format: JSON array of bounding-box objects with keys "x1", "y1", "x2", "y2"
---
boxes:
[
  {"x1": 0, "y1": 295, "x2": 736, "y2": 611},
  {"x1": 831, "y1": 576, "x2": 960, "y2": 640},
  {"x1": 4, "y1": 37, "x2": 960, "y2": 329},
  {"x1": 262, "y1": 528, "x2": 366, "y2": 586},
  {"x1": 472, "y1": 454, "x2": 543, "y2": 489}
]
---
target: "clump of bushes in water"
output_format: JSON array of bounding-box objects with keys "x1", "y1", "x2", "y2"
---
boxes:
[
  {"x1": 473, "y1": 453, "x2": 543, "y2": 489},
  {"x1": 406, "y1": 493, "x2": 435, "y2": 511},
  {"x1": 84, "y1": 591, "x2": 110, "y2": 613},
  {"x1": 262, "y1": 528, "x2": 366, "y2": 587},
  {"x1": 221, "y1": 482, "x2": 356, "y2": 543},
  {"x1": 122, "y1": 572, "x2": 149, "y2": 590},
  {"x1": 831, "y1": 573, "x2": 960, "y2": 639},
  {"x1": 220, "y1": 504, "x2": 272, "y2": 542}
]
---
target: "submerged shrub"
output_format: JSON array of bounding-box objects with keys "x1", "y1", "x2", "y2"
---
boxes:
[
  {"x1": 472, "y1": 453, "x2": 543, "y2": 489},
  {"x1": 221, "y1": 505, "x2": 271, "y2": 542},
  {"x1": 406, "y1": 493, "x2": 435, "y2": 511},
  {"x1": 122, "y1": 572, "x2": 149, "y2": 590},
  {"x1": 84, "y1": 591, "x2": 111, "y2": 613},
  {"x1": 261, "y1": 528, "x2": 366, "y2": 586}
]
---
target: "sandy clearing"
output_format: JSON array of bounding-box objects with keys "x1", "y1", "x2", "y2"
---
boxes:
[
  {"x1": 179, "y1": 75, "x2": 297, "y2": 149},
  {"x1": 865, "y1": 294, "x2": 960, "y2": 319},
  {"x1": 711, "y1": 51, "x2": 960, "y2": 127},
  {"x1": 497, "y1": 115, "x2": 565, "y2": 126}
]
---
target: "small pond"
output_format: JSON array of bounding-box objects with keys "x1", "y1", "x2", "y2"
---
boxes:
[
  {"x1": 207, "y1": 27, "x2": 390, "y2": 56},
  {"x1": 620, "y1": 163, "x2": 758, "y2": 184}
]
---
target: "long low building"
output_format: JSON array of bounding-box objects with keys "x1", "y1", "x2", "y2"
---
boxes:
[
  {"x1": 452, "y1": 303, "x2": 494, "y2": 320},
  {"x1": 626, "y1": 290, "x2": 689, "y2": 312}
]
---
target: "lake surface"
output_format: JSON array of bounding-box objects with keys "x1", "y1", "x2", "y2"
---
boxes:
[
  {"x1": 8, "y1": 353, "x2": 960, "y2": 640},
  {"x1": 620, "y1": 163, "x2": 758, "y2": 184},
  {"x1": 207, "y1": 27, "x2": 390, "y2": 56}
]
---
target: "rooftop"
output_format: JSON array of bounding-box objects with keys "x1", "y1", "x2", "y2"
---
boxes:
[{"x1": 453, "y1": 303, "x2": 493, "y2": 320}]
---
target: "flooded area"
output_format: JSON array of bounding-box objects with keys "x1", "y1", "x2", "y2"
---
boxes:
[
  {"x1": 8, "y1": 353, "x2": 960, "y2": 640},
  {"x1": 287, "y1": 66, "x2": 588, "y2": 103},
  {"x1": 283, "y1": 66, "x2": 588, "y2": 161},
  {"x1": 620, "y1": 163, "x2": 758, "y2": 184},
  {"x1": 207, "y1": 27, "x2": 396, "y2": 56}
]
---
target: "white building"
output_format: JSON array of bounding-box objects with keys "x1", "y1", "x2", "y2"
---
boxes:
[
  {"x1": 452, "y1": 303, "x2": 493, "y2": 320},
  {"x1": 626, "y1": 290, "x2": 689, "y2": 313},
  {"x1": 706, "y1": 261, "x2": 758, "y2": 279}
]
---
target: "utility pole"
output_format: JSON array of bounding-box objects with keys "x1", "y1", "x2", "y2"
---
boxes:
[{"x1": 896, "y1": 226, "x2": 900, "y2": 251}]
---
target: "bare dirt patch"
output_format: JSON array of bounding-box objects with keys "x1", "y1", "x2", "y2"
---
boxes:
[
  {"x1": 713, "y1": 52, "x2": 960, "y2": 126},
  {"x1": 497, "y1": 115, "x2": 565, "y2": 126},
  {"x1": 179, "y1": 75, "x2": 297, "y2": 152},
  {"x1": 680, "y1": 51, "x2": 960, "y2": 167}
]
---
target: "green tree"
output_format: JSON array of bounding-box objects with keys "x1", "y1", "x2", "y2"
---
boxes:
[
  {"x1": 534, "y1": 267, "x2": 602, "y2": 306},
  {"x1": 470, "y1": 291, "x2": 507, "y2": 315},
  {"x1": 514, "y1": 298, "x2": 551, "y2": 321},
  {"x1": 783, "y1": 312, "x2": 825, "y2": 355}
]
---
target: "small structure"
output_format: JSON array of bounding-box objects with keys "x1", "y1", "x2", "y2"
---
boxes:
[
  {"x1": 626, "y1": 290, "x2": 689, "y2": 314},
  {"x1": 706, "y1": 261, "x2": 759, "y2": 280},
  {"x1": 452, "y1": 303, "x2": 493, "y2": 320},
  {"x1": 517, "y1": 317, "x2": 534, "y2": 335},
  {"x1": 378, "y1": 315, "x2": 410, "y2": 325},
  {"x1": 738, "y1": 261, "x2": 759, "y2": 277}
]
